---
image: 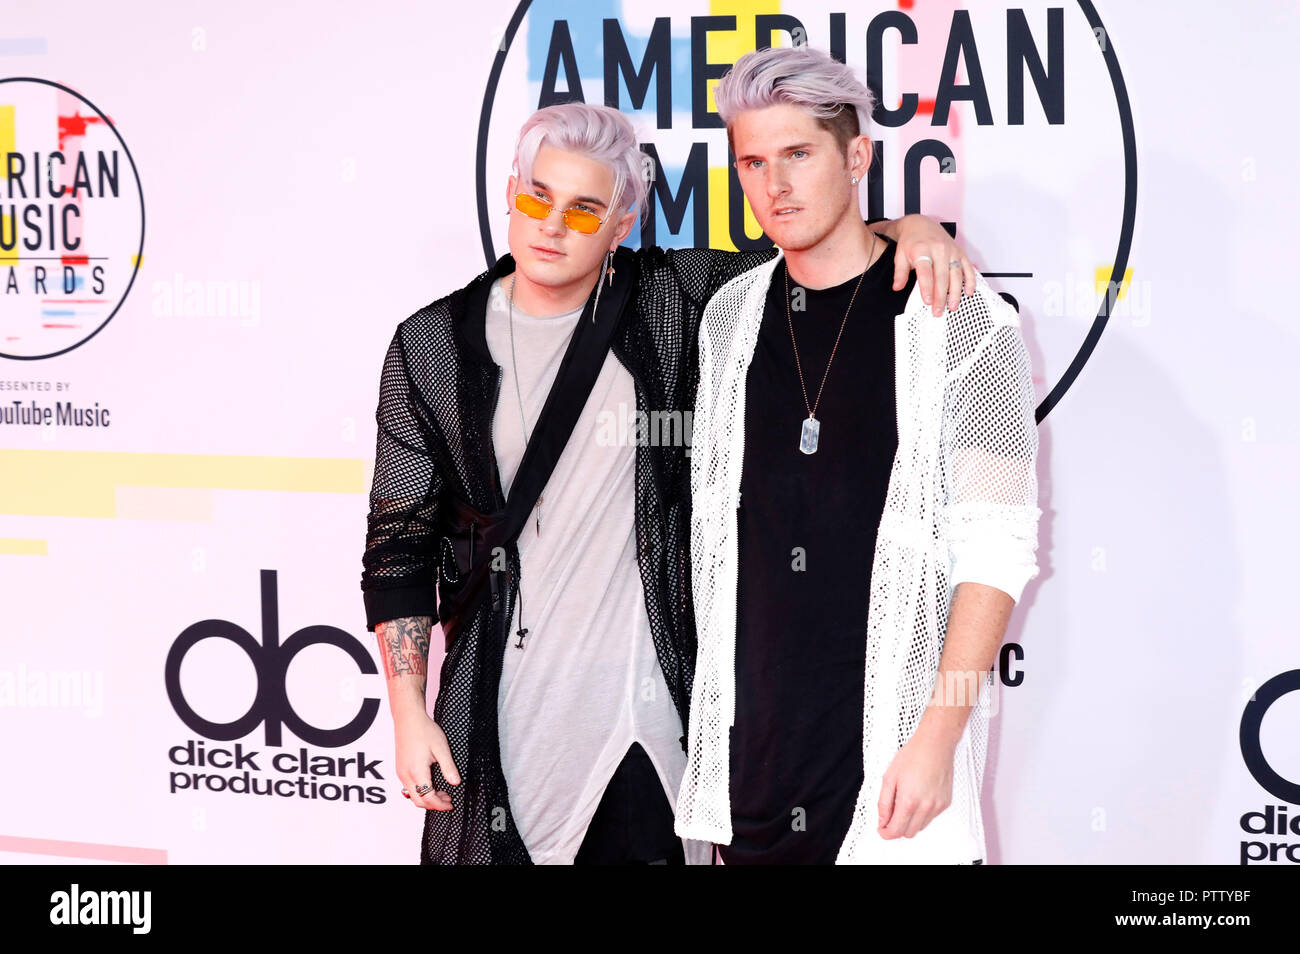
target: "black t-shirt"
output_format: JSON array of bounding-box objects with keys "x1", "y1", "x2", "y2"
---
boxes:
[{"x1": 721, "y1": 235, "x2": 917, "y2": 865}]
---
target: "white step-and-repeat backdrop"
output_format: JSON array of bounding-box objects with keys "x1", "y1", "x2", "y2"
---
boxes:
[{"x1": 2, "y1": 0, "x2": 1296, "y2": 864}]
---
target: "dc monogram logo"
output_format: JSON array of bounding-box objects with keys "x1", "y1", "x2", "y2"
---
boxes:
[
  {"x1": 165, "y1": 569, "x2": 380, "y2": 747},
  {"x1": 1240, "y1": 670, "x2": 1300, "y2": 805}
]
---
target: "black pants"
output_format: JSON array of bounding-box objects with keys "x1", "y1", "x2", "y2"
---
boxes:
[{"x1": 573, "y1": 742, "x2": 684, "y2": 865}]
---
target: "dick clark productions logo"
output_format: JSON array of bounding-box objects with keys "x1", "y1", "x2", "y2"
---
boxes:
[{"x1": 165, "y1": 570, "x2": 380, "y2": 747}]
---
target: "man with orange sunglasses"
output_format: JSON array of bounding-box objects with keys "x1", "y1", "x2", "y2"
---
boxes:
[{"x1": 359, "y1": 101, "x2": 974, "y2": 864}]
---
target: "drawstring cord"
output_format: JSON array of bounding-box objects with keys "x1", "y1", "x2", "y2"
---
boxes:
[{"x1": 514, "y1": 566, "x2": 529, "y2": 648}]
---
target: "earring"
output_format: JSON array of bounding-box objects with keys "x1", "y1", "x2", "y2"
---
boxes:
[
  {"x1": 591, "y1": 250, "x2": 614, "y2": 322},
  {"x1": 604, "y1": 249, "x2": 614, "y2": 287},
  {"x1": 850, "y1": 175, "x2": 860, "y2": 185}
]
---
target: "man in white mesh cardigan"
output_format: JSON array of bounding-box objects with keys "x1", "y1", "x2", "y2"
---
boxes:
[{"x1": 676, "y1": 46, "x2": 1042, "y2": 864}]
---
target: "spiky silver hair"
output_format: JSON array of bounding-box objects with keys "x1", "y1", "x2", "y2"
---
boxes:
[
  {"x1": 715, "y1": 45, "x2": 876, "y2": 152},
  {"x1": 512, "y1": 102, "x2": 652, "y2": 221}
]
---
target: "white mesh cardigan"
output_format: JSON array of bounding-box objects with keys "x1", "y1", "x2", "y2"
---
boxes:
[{"x1": 675, "y1": 248, "x2": 1041, "y2": 864}]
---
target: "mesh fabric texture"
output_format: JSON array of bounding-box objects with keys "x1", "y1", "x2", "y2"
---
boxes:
[
  {"x1": 361, "y1": 246, "x2": 772, "y2": 863},
  {"x1": 678, "y1": 249, "x2": 1041, "y2": 864}
]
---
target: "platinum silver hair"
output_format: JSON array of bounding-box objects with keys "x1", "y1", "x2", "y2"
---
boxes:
[
  {"x1": 512, "y1": 102, "x2": 652, "y2": 222},
  {"x1": 714, "y1": 45, "x2": 877, "y2": 153}
]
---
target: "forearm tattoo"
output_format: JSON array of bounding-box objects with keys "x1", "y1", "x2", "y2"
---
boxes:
[{"x1": 376, "y1": 616, "x2": 431, "y2": 680}]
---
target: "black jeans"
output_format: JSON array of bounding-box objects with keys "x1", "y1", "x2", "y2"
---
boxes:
[{"x1": 573, "y1": 741, "x2": 684, "y2": 865}]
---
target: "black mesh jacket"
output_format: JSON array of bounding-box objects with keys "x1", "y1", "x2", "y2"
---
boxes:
[{"x1": 360, "y1": 243, "x2": 774, "y2": 864}]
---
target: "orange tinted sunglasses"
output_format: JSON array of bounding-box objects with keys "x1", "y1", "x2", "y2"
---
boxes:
[{"x1": 514, "y1": 192, "x2": 604, "y2": 234}]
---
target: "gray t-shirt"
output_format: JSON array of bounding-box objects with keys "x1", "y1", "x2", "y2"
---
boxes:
[{"x1": 486, "y1": 277, "x2": 700, "y2": 864}]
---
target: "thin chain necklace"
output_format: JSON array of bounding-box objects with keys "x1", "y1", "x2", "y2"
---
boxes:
[
  {"x1": 506, "y1": 275, "x2": 581, "y2": 536},
  {"x1": 504, "y1": 271, "x2": 602, "y2": 651},
  {"x1": 784, "y1": 232, "x2": 876, "y2": 455}
]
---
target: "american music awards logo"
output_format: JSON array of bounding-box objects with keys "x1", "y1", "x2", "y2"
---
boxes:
[
  {"x1": 0, "y1": 77, "x2": 145, "y2": 360},
  {"x1": 475, "y1": 0, "x2": 1137, "y2": 421}
]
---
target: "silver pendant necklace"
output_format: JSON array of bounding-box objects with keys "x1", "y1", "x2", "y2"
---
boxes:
[{"x1": 784, "y1": 234, "x2": 874, "y2": 455}]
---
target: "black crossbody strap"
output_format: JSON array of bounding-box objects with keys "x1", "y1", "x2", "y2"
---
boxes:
[{"x1": 494, "y1": 253, "x2": 637, "y2": 546}]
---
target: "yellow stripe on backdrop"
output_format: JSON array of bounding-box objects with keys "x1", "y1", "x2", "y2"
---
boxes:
[
  {"x1": 707, "y1": 0, "x2": 784, "y2": 251},
  {"x1": 0, "y1": 448, "x2": 365, "y2": 518},
  {"x1": 0, "y1": 104, "x2": 14, "y2": 264},
  {"x1": 1095, "y1": 265, "x2": 1134, "y2": 300},
  {"x1": 0, "y1": 538, "x2": 48, "y2": 555}
]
